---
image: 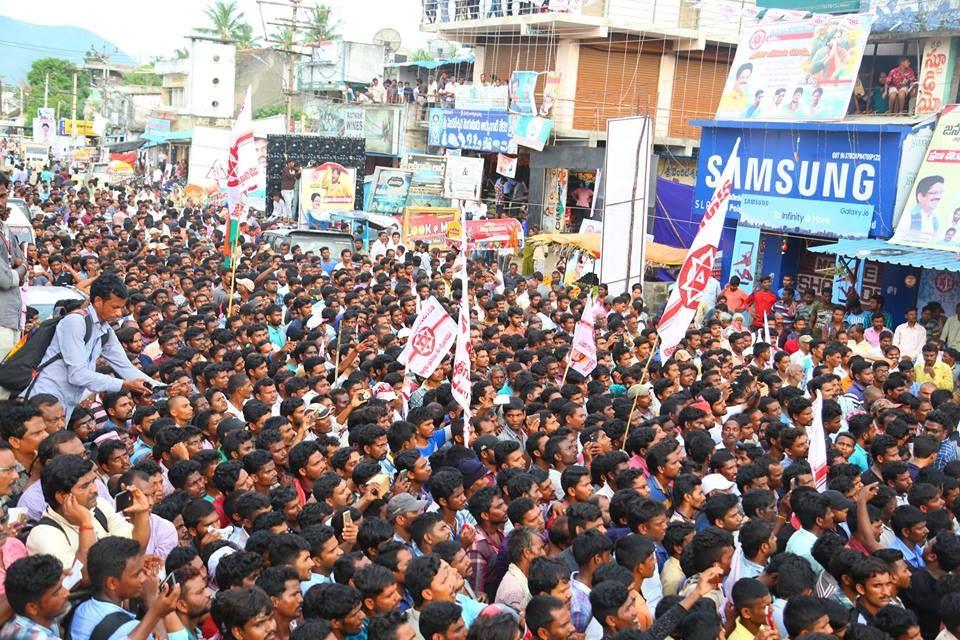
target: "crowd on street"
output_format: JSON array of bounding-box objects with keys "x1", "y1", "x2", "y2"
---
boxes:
[{"x1": 0, "y1": 155, "x2": 959, "y2": 640}]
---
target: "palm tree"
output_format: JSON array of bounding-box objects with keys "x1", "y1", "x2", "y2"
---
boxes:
[
  {"x1": 195, "y1": 0, "x2": 259, "y2": 47},
  {"x1": 304, "y1": 4, "x2": 340, "y2": 42}
]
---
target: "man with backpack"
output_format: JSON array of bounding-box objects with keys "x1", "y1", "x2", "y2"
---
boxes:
[
  {"x1": 0, "y1": 174, "x2": 27, "y2": 361},
  {"x1": 25, "y1": 455, "x2": 153, "y2": 572},
  {"x1": 20, "y1": 274, "x2": 152, "y2": 420},
  {"x1": 68, "y1": 536, "x2": 181, "y2": 640}
]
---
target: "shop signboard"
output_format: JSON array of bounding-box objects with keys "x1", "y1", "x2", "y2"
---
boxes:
[
  {"x1": 892, "y1": 104, "x2": 960, "y2": 251},
  {"x1": 315, "y1": 105, "x2": 365, "y2": 139},
  {"x1": 716, "y1": 13, "x2": 873, "y2": 121},
  {"x1": 402, "y1": 207, "x2": 460, "y2": 249},
  {"x1": 369, "y1": 167, "x2": 412, "y2": 214},
  {"x1": 454, "y1": 84, "x2": 509, "y2": 111},
  {"x1": 59, "y1": 119, "x2": 96, "y2": 136},
  {"x1": 443, "y1": 156, "x2": 484, "y2": 200},
  {"x1": 696, "y1": 122, "x2": 902, "y2": 240},
  {"x1": 757, "y1": 0, "x2": 861, "y2": 12},
  {"x1": 144, "y1": 117, "x2": 172, "y2": 137},
  {"x1": 403, "y1": 153, "x2": 450, "y2": 208},
  {"x1": 428, "y1": 108, "x2": 513, "y2": 152}
]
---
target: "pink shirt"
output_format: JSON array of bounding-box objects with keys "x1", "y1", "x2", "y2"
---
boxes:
[{"x1": 0, "y1": 538, "x2": 28, "y2": 596}]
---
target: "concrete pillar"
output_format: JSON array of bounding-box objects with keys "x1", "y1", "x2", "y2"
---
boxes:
[
  {"x1": 553, "y1": 40, "x2": 580, "y2": 132},
  {"x1": 473, "y1": 46, "x2": 486, "y2": 84},
  {"x1": 655, "y1": 52, "x2": 676, "y2": 141}
]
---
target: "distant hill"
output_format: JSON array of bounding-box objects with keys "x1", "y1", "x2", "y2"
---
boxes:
[{"x1": 0, "y1": 16, "x2": 136, "y2": 81}]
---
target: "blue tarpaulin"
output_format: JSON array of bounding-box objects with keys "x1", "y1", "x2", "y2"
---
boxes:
[
  {"x1": 653, "y1": 177, "x2": 696, "y2": 249},
  {"x1": 808, "y1": 238, "x2": 960, "y2": 272}
]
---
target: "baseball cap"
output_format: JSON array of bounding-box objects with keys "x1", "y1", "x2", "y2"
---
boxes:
[
  {"x1": 674, "y1": 349, "x2": 692, "y2": 362},
  {"x1": 458, "y1": 458, "x2": 488, "y2": 489},
  {"x1": 798, "y1": 335, "x2": 814, "y2": 345},
  {"x1": 627, "y1": 383, "x2": 652, "y2": 399},
  {"x1": 386, "y1": 494, "x2": 429, "y2": 521},
  {"x1": 236, "y1": 278, "x2": 255, "y2": 293},
  {"x1": 822, "y1": 490, "x2": 855, "y2": 512},
  {"x1": 702, "y1": 473, "x2": 737, "y2": 495}
]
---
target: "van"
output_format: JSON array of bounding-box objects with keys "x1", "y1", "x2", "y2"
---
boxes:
[
  {"x1": 261, "y1": 228, "x2": 355, "y2": 258},
  {"x1": 5, "y1": 198, "x2": 36, "y2": 247}
]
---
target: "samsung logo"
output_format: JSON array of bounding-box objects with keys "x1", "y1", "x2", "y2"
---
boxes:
[{"x1": 704, "y1": 155, "x2": 875, "y2": 202}]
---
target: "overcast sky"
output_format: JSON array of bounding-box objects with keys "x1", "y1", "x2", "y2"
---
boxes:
[{"x1": 0, "y1": 0, "x2": 429, "y2": 61}]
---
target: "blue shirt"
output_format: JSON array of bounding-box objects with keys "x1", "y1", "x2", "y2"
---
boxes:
[
  {"x1": 936, "y1": 439, "x2": 958, "y2": 470},
  {"x1": 70, "y1": 600, "x2": 140, "y2": 640},
  {"x1": 647, "y1": 475, "x2": 671, "y2": 508},
  {"x1": 891, "y1": 536, "x2": 925, "y2": 569}
]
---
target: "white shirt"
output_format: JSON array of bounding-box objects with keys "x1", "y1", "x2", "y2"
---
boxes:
[{"x1": 893, "y1": 321, "x2": 927, "y2": 362}]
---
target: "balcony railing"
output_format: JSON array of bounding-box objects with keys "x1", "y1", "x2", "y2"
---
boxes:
[{"x1": 421, "y1": 0, "x2": 606, "y2": 25}]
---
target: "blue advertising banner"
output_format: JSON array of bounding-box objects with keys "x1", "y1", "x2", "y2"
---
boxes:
[
  {"x1": 695, "y1": 122, "x2": 908, "y2": 240},
  {"x1": 730, "y1": 225, "x2": 762, "y2": 293},
  {"x1": 428, "y1": 108, "x2": 513, "y2": 152}
]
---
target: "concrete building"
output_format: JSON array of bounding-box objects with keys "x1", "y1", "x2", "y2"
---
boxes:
[
  {"x1": 422, "y1": 0, "x2": 753, "y2": 153},
  {"x1": 154, "y1": 36, "x2": 238, "y2": 129}
]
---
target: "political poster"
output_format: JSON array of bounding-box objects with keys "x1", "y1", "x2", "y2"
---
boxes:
[
  {"x1": 369, "y1": 168, "x2": 412, "y2": 214},
  {"x1": 398, "y1": 296, "x2": 458, "y2": 378},
  {"x1": 299, "y1": 162, "x2": 357, "y2": 226},
  {"x1": 715, "y1": 13, "x2": 873, "y2": 121},
  {"x1": 443, "y1": 156, "x2": 484, "y2": 200},
  {"x1": 540, "y1": 72, "x2": 562, "y2": 117},
  {"x1": 497, "y1": 154, "x2": 517, "y2": 178},
  {"x1": 891, "y1": 104, "x2": 960, "y2": 251},
  {"x1": 510, "y1": 115, "x2": 552, "y2": 151},
  {"x1": 428, "y1": 108, "x2": 513, "y2": 152},
  {"x1": 543, "y1": 168, "x2": 568, "y2": 233},
  {"x1": 730, "y1": 225, "x2": 761, "y2": 293},
  {"x1": 403, "y1": 154, "x2": 451, "y2": 208},
  {"x1": 916, "y1": 37, "x2": 959, "y2": 116},
  {"x1": 34, "y1": 108, "x2": 54, "y2": 145},
  {"x1": 402, "y1": 207, "x2": 460, "y2": 249},
  {"x1": 509, "y1": 71, "x2": 538, "y2": 115}
]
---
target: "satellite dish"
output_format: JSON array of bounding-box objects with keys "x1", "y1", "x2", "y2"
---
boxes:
[{"x1": 373, "y1": 28, "x2": 402, "y2": 54}]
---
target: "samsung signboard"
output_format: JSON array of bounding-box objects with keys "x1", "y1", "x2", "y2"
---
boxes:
[{"x1": 693, "y1": 120, "x2": 913, "y2": 241}]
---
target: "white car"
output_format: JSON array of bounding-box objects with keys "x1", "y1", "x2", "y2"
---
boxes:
[{"x1": 23, "y1": 286, "x2": 87, "y2": 320}]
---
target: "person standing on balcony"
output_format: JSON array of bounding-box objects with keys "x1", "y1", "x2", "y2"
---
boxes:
[{"x1": 886, "y1": 58, "x2": 917, "y2": 114}]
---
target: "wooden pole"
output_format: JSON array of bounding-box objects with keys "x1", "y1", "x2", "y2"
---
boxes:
[
  {"x1": 621, "y1": 336, "x2": 659, "y2": 451},
  {"x1": 225, "y1": 237, "x2": 242, "y2": 318}
]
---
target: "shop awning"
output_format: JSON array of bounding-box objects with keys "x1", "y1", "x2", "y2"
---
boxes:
[
  {"x1": 104, "y1": 139, "x2": 145, "y2": 152},
  {"x1": 141, "y1": 130, "x2": 193, "y2": 148},
  {"x1": 808, "y1": 238, "x2": 960, "y2": 271}
]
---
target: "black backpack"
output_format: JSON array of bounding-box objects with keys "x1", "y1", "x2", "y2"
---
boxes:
[{"x1": 0, "y1": 311, "x2": 109, "y2": 396}]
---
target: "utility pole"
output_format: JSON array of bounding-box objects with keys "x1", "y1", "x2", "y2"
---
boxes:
[
  {"x1": 262, "y1": 0, "x2": 313, "y2": 133},
  {"x1": 43, "y1": 73, "x2": 49, "y2": 108},
  {"x1": 0, "y1": 78, "x2": 4, "y2": 118},
  {"x1": 71, "y1": 71, "x2": 77, "y2": 138}
]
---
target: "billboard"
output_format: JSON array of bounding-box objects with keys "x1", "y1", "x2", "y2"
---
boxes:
[
  {"x1": 443, "y1": 156, "x2": 484, "y2": 200},
  {"x1": 716, "y1": 13, "x2": 873, "y2": 121},
  {"x1": 315, "y1": 105, "x2": 364, "y2": 138},
  {"x1": 59, "y1": 119, "x2": 96, "y2": 136},
  {"x1": 369, "y1": 167, "x2": 412, "y2": 214},
  {"x1": 403, "y1": 154, "x2": 450, "y2": 208},
  {"x1": 34, "y1": 108, "x2": 54, "y2": 145},
  {"x1": 299, "y1": 162, "x2": 357, "y2": 224},
  {"x1": 427, "y1": 108, "x2": 513, "y2": 152},
  {"x1": 696, "y1": 123, "x2": 904, "y2": 240},
  {"x1": 601, "y1": 117, "x2": 653, "y2": 295},
  {"x1": 455, "y1": 84, "x2": 509, "y2": 111},
  {"x1": 402, "y1": 207, "x2": 460, "y2": 249},
  {"x1": 891, "y1": 104, "x2": 960, "y2": 251},
  {"x1": 916, "y1": 38, "x2": 959, "y2": 116},
  {"x1": 364, "y1": 107, "x2": 403, "y2": 156},
  {"x1": 509, "y1": 71, "x2": 538, "y2": 115}
]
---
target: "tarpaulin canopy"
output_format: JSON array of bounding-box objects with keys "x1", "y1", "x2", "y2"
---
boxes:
[
  {"x1": 808, "y1": 239, "x2": 960, "y2": 272},
  {"x1": 385, "y1": 54, "x2": 475, "y2": 70},
  {"x1": 528, "y1": 233, "x2": 688, "y2": 266},
  {"x1": 142, "y1": 130, "x2": 193, "y2": 148}
]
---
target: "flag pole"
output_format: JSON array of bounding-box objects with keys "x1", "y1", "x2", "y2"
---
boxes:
[{"x1": 225, "y1": 220, "x2": 241, "y2": 318}]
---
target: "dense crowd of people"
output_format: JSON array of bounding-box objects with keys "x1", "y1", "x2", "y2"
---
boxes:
[{"x1": 0, "y1": 160, "x2": 959, "y2": 640}]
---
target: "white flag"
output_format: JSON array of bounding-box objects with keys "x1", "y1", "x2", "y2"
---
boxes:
[
  {"x1": 658, "y1": 139, "x2": 740, "y2": 359},
  {"x1": 398, "y1": 296, "x2": 458, "y2": 379},
  {"x1": 451, "y1": 225, "x2": 472, "y2": 434},
  {"x1": 569, "y1": 296, "x2": 599, "y2": 376},
  {"x1": 809, "y1": 391, "x2": 829, "y2": 491}
]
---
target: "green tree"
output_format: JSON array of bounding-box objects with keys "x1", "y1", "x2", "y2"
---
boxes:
[
  {"x1": 124, "y1": 71, "x2": 162, "y2": 86},
  {"x1": 412, "y1": 48, "x2": 435, "y2": 61},
  {"x1": 195, "y1": 0, "x2": 259, "y2": 47},
  {"x1": 174, "y1": 47, "x2": 190, "y2": 59},
  {"x1": 24, "y1": 58, "x2": 90, "y2": 126},
  {"x1": 303, "y1": 4, "x2": 340, "y2": 42}
]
